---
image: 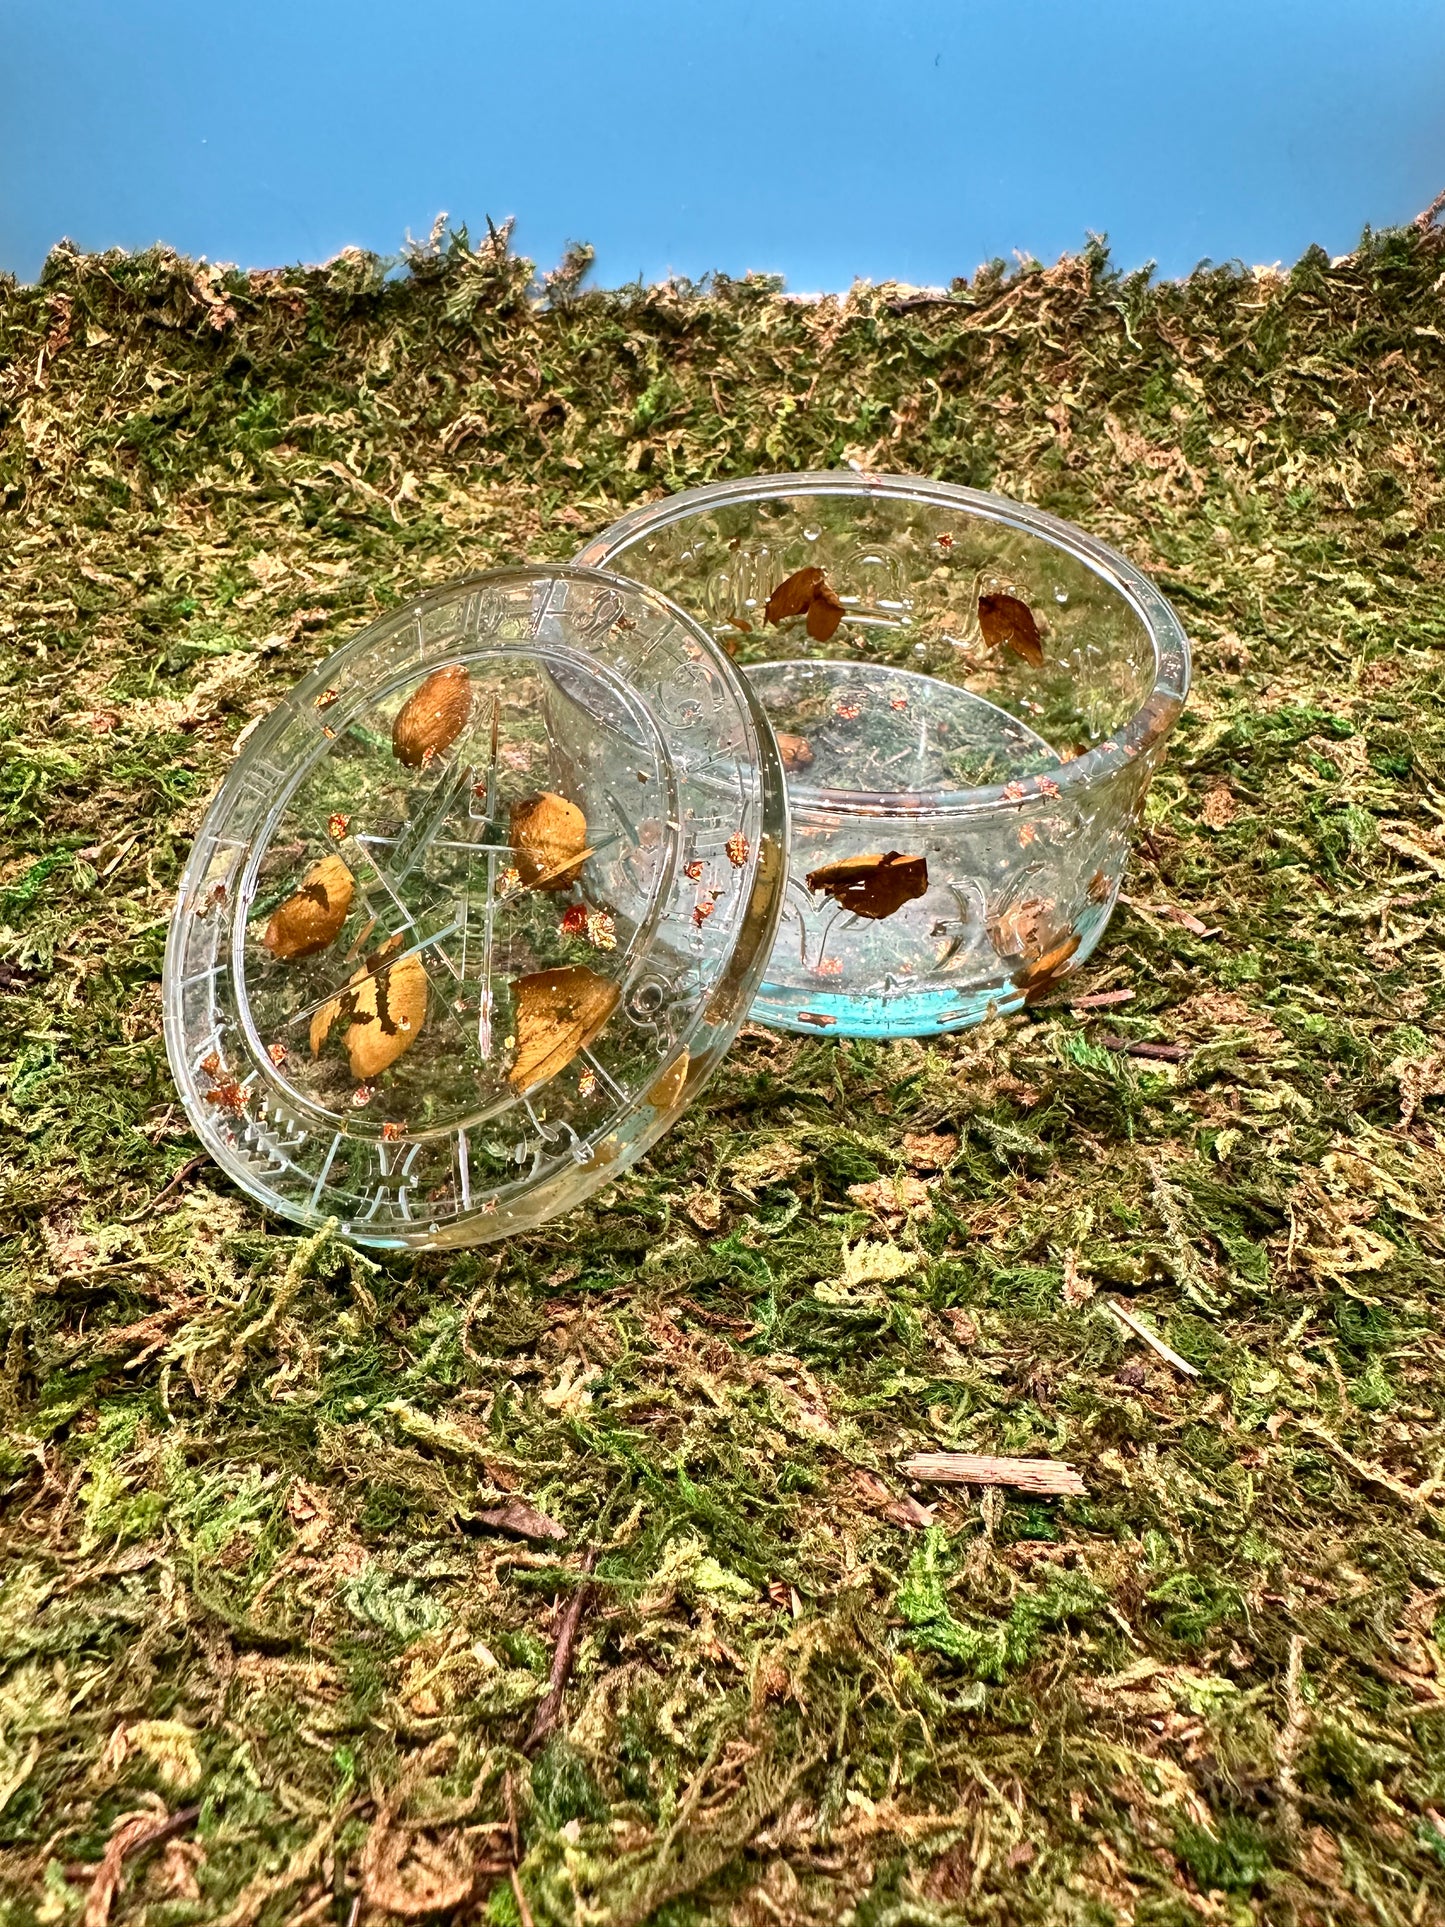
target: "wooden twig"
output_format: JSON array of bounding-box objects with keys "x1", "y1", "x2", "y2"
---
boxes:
[
  {"x1": 1415, "y1": 186, "x2": 1445, "y2": 232},
  {"x1": 1098, "y1": 1035, "x2": 1189, "y2": 1063},
  {"x1": 1069, "y1": 987, "x2": 1135, "y2": 1010},
  {"x1": 503, "y1": 1769, "x2": 520, "y2": 1866},
  {"x1": 119, "y1": 1155, "x2": 207, "y2": 1224},
  {"x1": 901, "y1": 1452, "x2": 1086, "y2": 1497},
  {"x1": 85, "y1": 1806, "x2": 200, "y2": 1927},
  {"x1": 884, "y1": 291, "x2": 963, "y2": 315},
  {"x1": 508, "y1": 1866, "x2": 536, "y2": 1927},
  {"x1": 883, "y1": 282, "x2": 1032, "y2": 323},
  {"x1": 523, "y1": 1549, "x2": 598, "y2": 1754},
  {"x1": 1161, "y1": 904, "x2": 1221, "y2": 938},
  {"x1": 1105, "y1": 1299, "x2": 1201, "y2": 1378}
]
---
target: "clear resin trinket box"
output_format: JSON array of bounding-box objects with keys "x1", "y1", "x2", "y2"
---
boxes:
[
  {"x1": 163, "y1": 567, "x2": 788, "y2": 1249},
  {"x1": 577, "y1": 474, "x2": 1190, "y2": 1037}
]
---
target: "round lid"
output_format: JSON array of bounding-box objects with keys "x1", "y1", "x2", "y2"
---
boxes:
[{"x1": 163, "y1": 566, "x2": 789, "y2": 1248}]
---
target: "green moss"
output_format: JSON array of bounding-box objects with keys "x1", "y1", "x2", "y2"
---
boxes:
[
  {"x1": 4, "y1": 219, "x2": 1445, "y2": 1924},
  {"x1": 1173, "y1": 1816, "x2": 1273, "y2": 1894}
]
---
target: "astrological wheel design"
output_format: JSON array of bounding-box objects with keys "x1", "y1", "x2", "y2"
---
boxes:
[{"x1": 164, "y1": 566, "x2": 789, "y2": 1249}]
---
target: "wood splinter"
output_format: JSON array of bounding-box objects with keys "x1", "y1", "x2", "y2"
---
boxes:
[
  {"x1": 1104, "y1": 1298, "x2": 1201, "y2": 1378},
  {"x1": 902, "y1": 1451, "x2": 1087, "y2": 1498}
]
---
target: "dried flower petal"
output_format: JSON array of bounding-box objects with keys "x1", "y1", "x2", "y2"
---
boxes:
[
  {"x1": 510, "y1": 792, "x2": 589, "y2": 891},
  {"x1": 262, "y1": 854, "x2": 354, "y2": 961},
  {"x1": 764, "y1": 566, "x2": 825, "y2": 624},
  {"x1": 509, "y1": 965, "x2": 620, "y2": 1092},
  {"x1": 978, "y1": 591, "x2": 1045, "y2": 669},
  {"x1": 392, "y1": 664, "x2": 473, "y2": 768}
]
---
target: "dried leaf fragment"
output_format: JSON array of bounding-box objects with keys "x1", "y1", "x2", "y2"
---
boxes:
[
  {"x1": 978, "y1": 591, "x2": 1045, "y2": 668},
  {"x1": 309, "y1": 993, "x2": 343, "y2": 1058},
  {"x1": 392, "y1": 663, "x2": 473, "y2": 768},
  {"x1": 853, "y1": 1468, "x2": 935, "y2": 1530},
  {"x1": 806, "y1": 850, "x2": 929, "y2": 920},
  {"x1": 989, "y1": 894, "x2": 1081, "y2": 997},
  {"x1": 848, "y1": 1175, "x2": 933, "y2": 1217},
  {"x1": 775, "y1": 733, "x2": 814, "y2": 773},
  {"x1": 472, "y1": 1499, "x2": 566, "y2": 1542},
  {"x1": 346, "y1": 950, "x2": 427, "y2": 1079},
  {"x1": 311, "y1": 939, "x2": 428, "y2": 1077},
  {"x1": 1015, "y1": 930, "x2": 1082, "y2": 990},
  {"x1": 765, "y1": 566, "x2": 825, "y2": 624},
  {"x1": 262, "y1": 853, "x2": 354, "y2": 960},
  {"x1": 361, "y1": 1819, "x2": 477, "y2": 1918},
  {"x1": 510, "y1": 791, "x2": 588, "y2": 891},
  {"x1": 510, "y1": 964, "x2": 619, "y2": 1092}
]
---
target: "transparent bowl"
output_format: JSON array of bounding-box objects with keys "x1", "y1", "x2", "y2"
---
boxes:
[{"x1": 577, "y1": 474, "x2": 1190, "y2": 1036}]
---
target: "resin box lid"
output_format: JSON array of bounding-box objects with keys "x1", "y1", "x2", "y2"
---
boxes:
[{"x1": 163, "y1": 566, "x2": 789, "y2": 1249}]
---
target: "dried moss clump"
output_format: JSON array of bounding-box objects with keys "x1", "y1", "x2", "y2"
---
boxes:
[{"x1": 3, "y1": 217, "x2": 1445, "y2": 1924}]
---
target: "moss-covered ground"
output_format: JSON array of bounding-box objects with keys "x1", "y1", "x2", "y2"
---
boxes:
[{"x1": 3, "y1": 218, "x2": 1445, "y2": 1925}]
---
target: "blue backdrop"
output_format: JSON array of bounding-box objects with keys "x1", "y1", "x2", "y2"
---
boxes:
[{"x1": 3, "y1": 0, "x2": 1442, "y2": 287}]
